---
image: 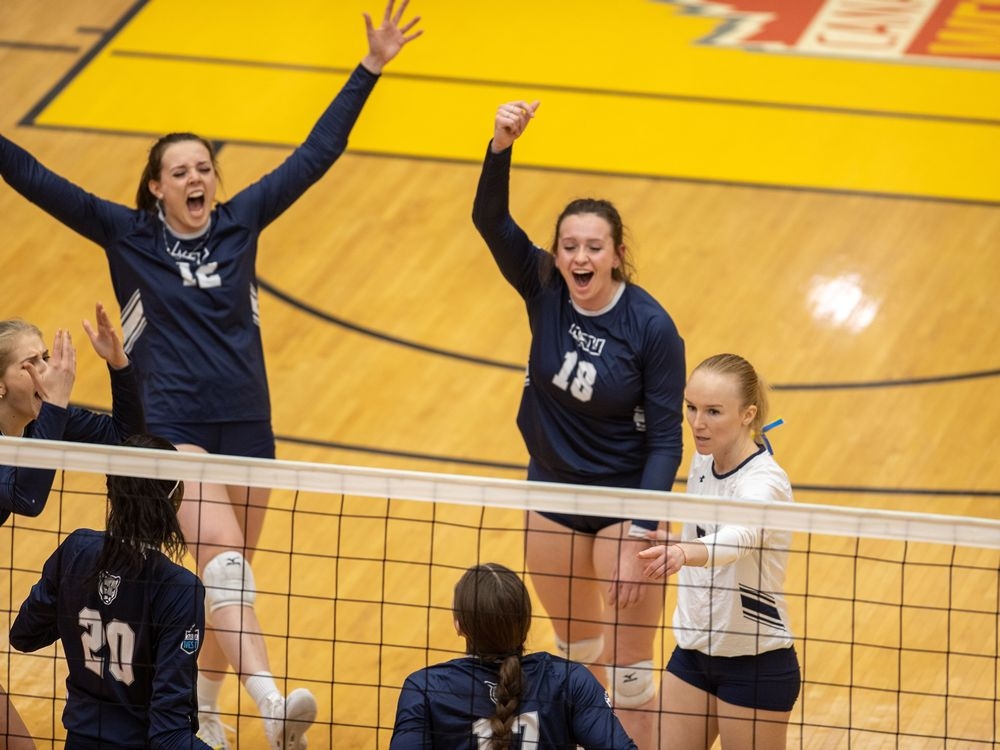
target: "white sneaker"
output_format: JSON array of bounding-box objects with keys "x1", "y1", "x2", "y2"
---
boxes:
[
  {"x1": 263, "y1": 688, "x2": 318, "y2": 750},
  {"x1": 197, "y1": 708, "x2": 232, "y2": 750}
]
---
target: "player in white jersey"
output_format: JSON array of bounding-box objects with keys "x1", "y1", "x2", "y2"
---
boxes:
[{"x1": 640, "y1": 353, "x2": 800, "y2": 749}]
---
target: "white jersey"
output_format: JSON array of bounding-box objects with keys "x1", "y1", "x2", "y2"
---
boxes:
[{"x1": 673, "y1": 447, "x2": 795, "y2": 657}]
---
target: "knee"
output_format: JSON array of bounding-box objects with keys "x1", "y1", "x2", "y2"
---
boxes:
[
  {"x1": 607, "y1": 660, "x2": 657, "y2": 708},
  {"x1": 202, "y1": 551, "x2": 256, "y2": 616},
  {"x1": 554, "y1": 634, "x2": 605, "y2": 665}
]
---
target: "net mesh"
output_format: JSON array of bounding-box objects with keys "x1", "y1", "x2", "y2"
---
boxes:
[{"x1": 1, "y1": 437, "x2": 998, "y2": 749}]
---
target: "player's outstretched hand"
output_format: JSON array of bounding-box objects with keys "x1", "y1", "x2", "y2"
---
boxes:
[
  {"x1": 638, "y1": 544, "x2": 687, "y2": 580},
  {"x1": 362, "y1": 0, "x2": 423, "y2": 74},
  {"x1": 82, "y1": 302, "x2": 128, "y2": 370},
  {"x1": 491, "y1": 100, "x2": 540, "y2": 153}
]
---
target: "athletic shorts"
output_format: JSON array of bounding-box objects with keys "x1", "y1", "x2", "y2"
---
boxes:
[
  {"x1": 146, "y1": 420, "x2": 276, "y2": 460},
  {"x1": 528, "y1": 461, "x2": 658, "y2": 535},
  {"x1": 666, "y1": 646, "x2": 801, "y2": 712}
]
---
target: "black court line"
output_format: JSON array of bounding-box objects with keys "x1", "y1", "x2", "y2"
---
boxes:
[
  {"x1": 19, "y1": 0, "x2": 150, "y2": 126},
  {"x1": 276, "y1": 434, "x2": 524, "y2": 471},
  {"x1": 257, "y1": 279, "x2": 523, "y2": 371},
  {"x1": 22, "y1": 117, "x2": 1000, "y2": 209},
  {"x1": 108, "y1": 48, "x2": 1000, "y2": 129},
  {"x1": 259, "y1": 276, "x2": 1000, "y2": 389},
  {"x1": 63, "y1": 402, "x2": 1000, "y2": 498},
  {"x1": 773, "y1": 368, "x2": 1000, "y2": 390},
  {"x1": 0, "y1": 40, "x2": 80, "y2": 54}
]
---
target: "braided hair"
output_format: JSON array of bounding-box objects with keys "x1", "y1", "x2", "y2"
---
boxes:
[{"x1": 453, "y1": 563, "x2": 532, "y2": 749}]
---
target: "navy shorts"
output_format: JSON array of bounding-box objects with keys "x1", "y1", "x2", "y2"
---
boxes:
[
  {"x1": 666, "y1": 646, "x2": 801, "y2": 712},
  {"x1": 146, "y1": 420, "x2": 276, "y2": 460},
  {"x1": 528, "y1": 461, "x2": 658, "y2": 535}
]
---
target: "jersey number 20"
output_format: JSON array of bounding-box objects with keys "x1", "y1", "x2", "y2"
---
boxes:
[{"x1": 79, "y1": 608, "x2": 137, "y2": 686}]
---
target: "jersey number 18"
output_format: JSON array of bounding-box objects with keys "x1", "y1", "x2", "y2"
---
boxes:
[{"x1": 551, "y1": 351, "x2": 596, "y2": 402}]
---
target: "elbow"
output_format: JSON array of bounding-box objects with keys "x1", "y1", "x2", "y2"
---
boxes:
[
  {"x1": 9, "y1": 631, "x2": 35, "y2": 653},
  {"x1": 19, "y1": 499, "x2": 46, "y2": 518},
  {"x1": 471, "y1": 205, "x2": 486, "y2": 233},
  {"x1": 8, "y1": 496, "x2": 46, "y2": 518}
]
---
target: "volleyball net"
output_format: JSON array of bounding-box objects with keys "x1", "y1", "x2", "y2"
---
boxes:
[{"x1": 1, "y1": 437, "x2": 998, "y2": 748}]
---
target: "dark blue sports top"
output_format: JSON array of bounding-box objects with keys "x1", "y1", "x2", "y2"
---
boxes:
[
  {"x1": 10, "y1": 529, "x2": 210, "y2": 749},
  {"x1": 0, "y1": 65, "x2": 379, "y2": 427},
  {"x1": 391, "y1": 652, "x2": 637, "y2": 749},
  {"x1": 472, "y1": 144, "x2": 684, "y2": 494}
]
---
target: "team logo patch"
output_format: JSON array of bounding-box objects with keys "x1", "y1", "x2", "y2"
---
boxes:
[
  {"x1": 660, "y1": 0, "x2": 1000, "y2": 68},
  {"x1": 181, "y1": 625, "x2": 201, "y2": 655},
  {"x1": 485, "y1": 680, "x2": 498, "y2": 705},
  {"x1": 98, "y1": 571, "x2": 121, "y2": 605}
]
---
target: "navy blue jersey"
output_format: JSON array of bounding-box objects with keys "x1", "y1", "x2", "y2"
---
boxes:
[
  {"x1": 10, "y1": 529, "x2": 210, "y2": 750},
  {"x1": 472, "y1": 145, "x2": 685, "y2": 494},
  {"x1": 390, "y1": 652, "x2": 636, "y2": 749},
  {"x1": 0, "y1": 364, "x2": 144, "y2": 527},
  {"x1": 0, "y1": 65, "x2": 378, "y2": 428}
]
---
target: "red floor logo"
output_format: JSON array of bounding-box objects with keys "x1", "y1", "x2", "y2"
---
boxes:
[{"x1": 663, "y1": 0, "x2": 1000, "y2": 67}]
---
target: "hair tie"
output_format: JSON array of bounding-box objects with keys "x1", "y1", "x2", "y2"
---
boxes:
[{"x1": 761, "y1": 418, "x2": 784, "y2": 455}]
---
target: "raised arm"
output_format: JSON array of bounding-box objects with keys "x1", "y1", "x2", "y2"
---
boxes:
[
  {"x1": 231, "y1": 0, "x2": 423, "y2": 230},
  {"x1": 60, "y1": 304, "x2": 145, "y2": 445},
  {"x1": 471, "y1": 102, "x2": 547, "y2": 296},
  {"x1": 0, "y1": 132, "x2": 131, "y2": 247}
]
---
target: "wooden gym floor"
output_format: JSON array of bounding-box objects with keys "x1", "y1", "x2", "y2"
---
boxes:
[{"x1": 1, "y1": 1, "x2": 999, "y2": 747}]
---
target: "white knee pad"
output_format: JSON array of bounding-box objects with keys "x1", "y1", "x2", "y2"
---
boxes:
[
  {"x1": 554, "y1": 634, "x2": 605, "y2": 665},
  {"x1": 202, "y1": 552, "x2": 256, "y2": 615},
  {"x1": 607, "y1": 660, "x2": 656, "y2": 708}
]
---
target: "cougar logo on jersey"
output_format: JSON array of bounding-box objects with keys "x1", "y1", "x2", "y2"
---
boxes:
[
  {"x1": 659, "y1": 0, "x2": 1000, "y2": 68},
  {"x1": 568, "y1": 324, "x2": 606, "y2": 356},
  {"x1": 181, "y1": 625, "x2": 201, "y2": 655},
  {"x1": 98, "y1": 571, "x2": 121, "y2": 605}
]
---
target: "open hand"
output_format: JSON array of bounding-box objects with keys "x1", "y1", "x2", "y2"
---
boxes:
[
  {"x1": 26, "y1": 329, "x2": 76, "y2": 408},
  {"x1": 82, "y1": 302, "x2": 128, "y2": 370},
  {"x1": 362, "y1": 0, "x2": 423, "y2": 74}
]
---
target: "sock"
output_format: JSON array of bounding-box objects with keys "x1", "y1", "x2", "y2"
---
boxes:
[
  {"x1": 198, "y1": 673, "x2": 226, "y2": 712},
  {"x1": 246, "y1": 672, "x2": 281, "y2": 715}
]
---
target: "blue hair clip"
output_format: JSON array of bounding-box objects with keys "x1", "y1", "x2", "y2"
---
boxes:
[{"x1": 761, "y1": 418, "x2": 784, "y2": 455}]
